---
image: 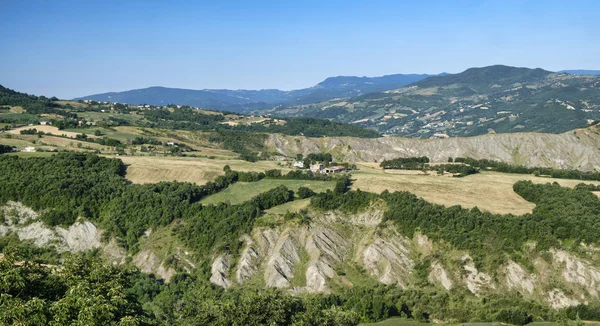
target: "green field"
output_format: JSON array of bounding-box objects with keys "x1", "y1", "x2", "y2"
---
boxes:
[
  {"x1": 200, "y1": 179, "x2": 335, "y2": 205},
  {"x1": 264, "y1": 198, "x2": 311, "y2": 214}
]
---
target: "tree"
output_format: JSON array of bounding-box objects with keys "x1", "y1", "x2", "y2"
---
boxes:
[{"x1": 297, "y1": 187, "x2": 316, "y2": 199}]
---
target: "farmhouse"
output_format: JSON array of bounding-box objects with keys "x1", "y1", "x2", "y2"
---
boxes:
[
  {"x1": 22, "y1": 147, "x2": 36, "y2": 152},
  {"x1": 310, "y1": 164, "x2": 324, "y2": 173},
  {"x1": 324, "y1": 165, "x2": 346, "y2": 173}
]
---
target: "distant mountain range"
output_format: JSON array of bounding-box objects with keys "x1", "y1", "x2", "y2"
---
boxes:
[
  {"x1": 559, "y1": 70, "x2": 600, "y2": 76},
  {"x1": 75, "y1": 66, "x2": 600, "y2": 137},
  {"x1": 264, "y1": 65, "x2": 600, "y2": 137},
  {"x1": 75, "y1": 73, "x2": 438, "y2": 112}
]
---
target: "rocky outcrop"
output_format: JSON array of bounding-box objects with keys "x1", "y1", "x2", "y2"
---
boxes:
[
  {"x1": 461, "y1": 255, "x2": 495, "y2": 295},
  {"x1": 266, "y1": 126, "x2": 600, "y2": 170},
  {"x1": 361, "y1": 236, "x2": 413, "y2": 287},
  {"x1": 236, "y1": 236, "x2": 260, "y2": 284},
  {"x1": 504, "y1": 260, "x2": 536, "y2": 295},
  {"x1": 1, "y1": 202, "x2": 178, "y2": 281},
  {"x1": 210, "y1": 255, "x2": 232, "y2": 288},
  {"x1": 552, "y1": 249, "x2": 600, "y2": 297},
  {"x1": 132, "y1": 250, "x2": 176, "y2": 281},
  {"x1": 0, "y1": 201, "x2": 38, "y2": 225},
  {"x1": 304, "y1": 226, "x2": 348, "y2": 292},
  {"x1": 1, "y1": 219, "x2": 102, "y2": 253},
  {"x1": 6, "y1": 202, "x2": 600, "y2": 309},
  {"x1": 428, "y1": 261, "x2": 453, "y2": 290},
  {"x1": 264, "y1": 231, "x2": 302, "y2": 288},
  {"x1": 318, "y1": 209, "x2": 384, "y2": 226},
  {"x1": 547, "y1": 289, "x2": 580, "y2": 309},
  {"x1": 55, "y1": 221, "x2": 103, "y2": 252}
]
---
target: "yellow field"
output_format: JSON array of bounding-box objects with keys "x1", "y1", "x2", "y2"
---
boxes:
[
  {"x1": 352, "y1": 163, "x2": 600, "y2": 215},
  {"x1": 8, "y1": 106, "x2": 25, "y2": 113},
  {"x1": 117, "y1": 156, "x2": 291, "y2": 185},
  {"x1": 37, "y1": 136, "x2": 108, "y2": 150},
  {"x1": 8, "y1": 125, "x2": 98, "y2": 139},
  {"x1": 0, "y1": 136, "x2": 37, "y2": 148},
  {"x1": 111, "y1": 157, "x2": 600, "y2": 215}
]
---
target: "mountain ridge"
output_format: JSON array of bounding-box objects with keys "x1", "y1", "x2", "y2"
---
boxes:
[
  {"x1": 265, "y1": 65, "x2": 600, "y2": 138},
  {"x1": 74, "y1": 73, "x2": 439, "y2": 112},
  {"x1": 560, "y1": 69, "x2": 600, "y2": 76}
]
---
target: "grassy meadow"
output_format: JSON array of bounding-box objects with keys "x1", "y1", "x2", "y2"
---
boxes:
[{"x1": 200, "y1": 179, "x2": 335, "y2": 205}]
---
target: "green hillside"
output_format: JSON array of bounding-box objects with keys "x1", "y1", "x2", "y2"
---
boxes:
[{"x1": 264, "y1": 65, "x2": 600, "y2": 138}]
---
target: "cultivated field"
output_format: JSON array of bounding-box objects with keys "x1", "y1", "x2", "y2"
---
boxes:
[
  {"x1": 112, "y1": 156, "x2": 600, "y2": 215},
  {"x1": 118, "y1": 155, "x2": 292, "y2": 185},
  {"x1": 201, "y1": 179, "x2": 335, "y2": 205},
  {"x1": 8, "y1": 125, "x2": 98, "y2": 139},
  {"x1": 352, "y1": 162, "x2": 600, "y2": 215}
]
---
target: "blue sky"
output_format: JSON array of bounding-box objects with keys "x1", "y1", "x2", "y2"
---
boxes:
[{"x1": 0, "y1": 0, "x2": 598, "y2": 98}]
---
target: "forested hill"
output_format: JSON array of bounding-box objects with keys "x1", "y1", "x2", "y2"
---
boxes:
[
  {"x1": 3, "y1": 153, "x2": 600, "y2": 324},
  {"x1": 74, "y1": 73, "x2": 436, "y2": 113},
  {"x1": 0, "y1": 84, "x2": 380, "y2": 139},
  {"x1": 263, "y1": 65, "x2": 600, "y2": 137},
  {"x1": 410, "y1": 65, "x2": 552, "y2": 91}
]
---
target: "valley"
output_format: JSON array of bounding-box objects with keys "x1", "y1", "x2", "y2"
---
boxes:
[
  {"x1": 3, "y1": 69, "x2": 600, "y2": 325},
  {"x1": 4, "y1": 1, "x2": 600, "y2": 324}
]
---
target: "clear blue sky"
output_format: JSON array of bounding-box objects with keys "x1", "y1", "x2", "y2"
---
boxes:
[{"x1": 0, "y1": 0, "x2": 598, "y2": 98}]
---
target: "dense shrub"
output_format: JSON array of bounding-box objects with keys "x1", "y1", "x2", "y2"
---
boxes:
[
  {"x1": 297, "y1": 186, "x2": 316, "y2": 199},
  {"x1": 380, "y1": 156, "x2": 429, "y2": 170}
]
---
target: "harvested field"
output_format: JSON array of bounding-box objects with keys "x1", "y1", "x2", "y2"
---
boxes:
[
  {"x1": 8, "y1": 125, "x2": 99, "y2": 139},
  {"x1": 352, "y1": 163, "x2": 600, "y2": 215},
  {"x1": 117, "y1": 156, "x2": 292, "y2": 185}
]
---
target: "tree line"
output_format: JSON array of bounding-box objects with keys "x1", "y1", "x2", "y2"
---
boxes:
[{"x1": 453, "y1": 157, "x2": 600, "y2": 181}]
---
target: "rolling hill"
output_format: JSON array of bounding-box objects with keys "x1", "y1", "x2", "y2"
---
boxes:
[
  {"x1": 74, "y1": 73, "x2": 437, "y2": 112},
  {"x1": 265, "y1": 65, "x2": 600, "y2": 138}
]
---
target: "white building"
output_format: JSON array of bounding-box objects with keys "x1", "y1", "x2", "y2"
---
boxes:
[
  {"x1": 293, "y1": 161, "x2": 304, "y2": 168},
  {"x1": 22, "y1": 147, "x2": 36, "y2": 152},
  {"x1": 310, "y1": 164, "x2": 324, "y2": 173}
]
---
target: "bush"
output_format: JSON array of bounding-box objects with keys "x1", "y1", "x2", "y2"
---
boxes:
[
  {"x1": 297, "y1": 187, "x2": 316, "y2": 199},
  {"x1": 495, "y1": 309, "x2": 532, "y2": 325}
]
